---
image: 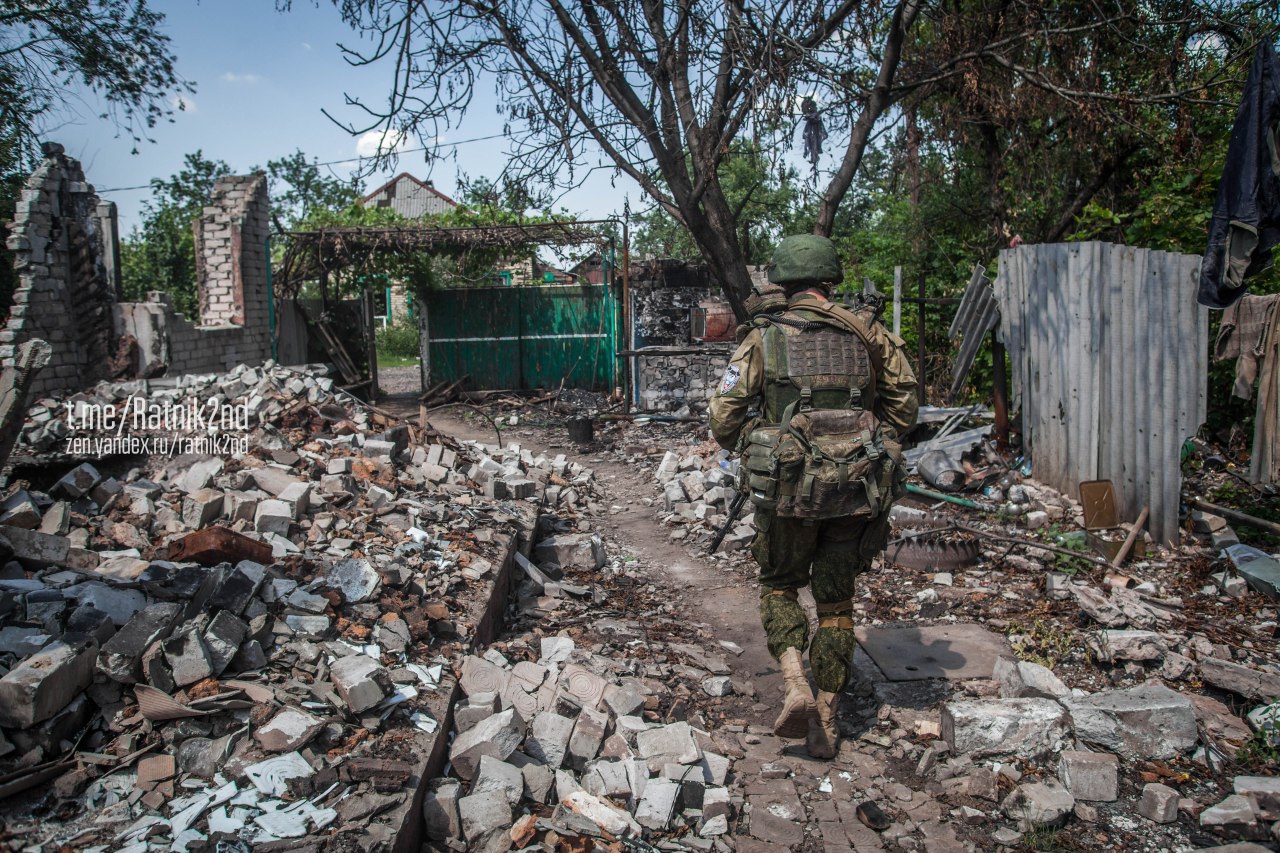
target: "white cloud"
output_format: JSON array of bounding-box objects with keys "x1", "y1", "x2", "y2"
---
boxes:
[
  {"x1": 170, "y1": 94, "x2": 196, "y2": 113},
  {"x1": 301, "y1": 42, "x2": 312, "y2": 50},
  {"x1": 356, "y1": 129, "x2": 410, "y2": 158},
  {"x1": 221, "y1": 72, "x2": 260, "y2": 84}
]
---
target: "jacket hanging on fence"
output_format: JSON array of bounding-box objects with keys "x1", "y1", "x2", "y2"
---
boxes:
[
  {"x1": 1214, "y1": 292, "x2": 1279, "y2": 399},
  {"x1": 1198, "y1": 41, "x2": 1280, "y2": 309}
]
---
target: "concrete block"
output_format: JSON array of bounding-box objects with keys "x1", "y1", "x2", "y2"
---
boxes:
[
  {"x1": 52, "y1": 463, "x2": 101, "y2": 499},
  {"x1": 458, "y1": 791, "x2": 512, "y2": 844},
  {"x1": 202, "y1": 610, "x2": 247, "y2": 675},
  {"x1": 97, "y1": 602, "x2": 181, "y2": 683},
  {"x1": 255, "y1": 707, "x2": 323, "y2": 752},
  {"x1": 1200, "y1": 794, "x2": 1265, "y2": 840},
  {"x1": 568, "y1": 706, "x2": 608, "y2": 771},
  {"x1": 330, "y1": 654, "x2": 388, "y2": 713},
  {"x1": 634, "y1": 777, "x2": 682, "y2": 831},
  {"x1": 1002, "y1": 779, "x2": 1074, "y2": 830},
  {"x1": 449, "y1": 708, "x2": 525, "y2": 781},
  {"x1": 1062, "y1": 684, "x2": 1197, "y2": 759},
  {"x1": 472, "y1": 755, "x2": 523, "y2": 806},
  {"x1": 1057, "y1": 750, "x2": 1118, "y2": 802},
  {"x1": 423, "y1": 779, "x2": 463, "y2": 842},
  {"x1": 525, "y1": 711, "x2": 575, "y2": 768},
  {"x1": 942, "y1": 698, "x2": 1071, "y2": 759},
  {"x1": 636, "y1": 721, "x2": 701, "y2": 772},
  {"x1": 1087, "y1": 630, "x2": 1168, "y2": 664},
  {"x1": 1139, "y1": 783, "x2": 1179, "y2": 823},
  {"x1": 163, "y1": 628, "x2": 214, "y2": 687},
  {"x1": 181, "y1": 488, "x2": 224, "y2": 529},
  {"x1": 533, "y1": 533, "x2": 605, "y2": 571},
  {"x1": 0, "y1": 637, "x2": 98, "y2": 728},
  {"x1": 254, "y1": 499, "x2": 292, "y2": 536},
  {"x1": 994, "y1": 657, "x2": 1070, "y2": 699}
]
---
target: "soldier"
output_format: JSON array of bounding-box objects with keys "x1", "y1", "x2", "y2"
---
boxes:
[{"x1": 709, "y1": 235, "x2": 918, "y2": 758}]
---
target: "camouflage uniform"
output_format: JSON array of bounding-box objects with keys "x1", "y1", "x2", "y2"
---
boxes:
[{"x1": 709, "y1": 292, "x2": 918, "y2": 694}]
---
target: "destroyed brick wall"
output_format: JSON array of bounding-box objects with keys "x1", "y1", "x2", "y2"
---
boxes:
[
  {"x1": 638, "y1": 349, "x2": 732, "y2": 412},
  {"x1": 1, "y1": 147, "x2": 279, "y2": 389},
  {"x1": 194, "y1": 174, "x2": 270, "y2": 332},
  {"x1": 114, "y1": 173, "x2": 274, "y2": 377},
  {"x1": 0, "y1": 143, "x2": 120, "y2": 398}
]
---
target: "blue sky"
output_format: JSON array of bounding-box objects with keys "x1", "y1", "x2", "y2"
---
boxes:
[{"x1": 53, "y1": 0, "x2": 634, "y2": 233}]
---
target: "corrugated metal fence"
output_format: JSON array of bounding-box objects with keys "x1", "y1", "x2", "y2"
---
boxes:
[
  {"x1": 423, "y1": 283, "x2": 618, "y2": 392},
  {"x1": 995, "y1": 243, "x2": 1207, "y2": 545}
]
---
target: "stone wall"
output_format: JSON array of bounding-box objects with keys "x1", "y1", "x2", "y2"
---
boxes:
[
  {"x1": 0, "y1": 143, "x2": 120, "y2": 398},
  {"x1": 629, "y1": 260, "x2": 736, "y2": 412},
  {"x1": 637, "y1": 346, "x2": 733, "y2": 412},
  {"x1": 1, "y1": 148, "x2": 277, "y2": 394}
]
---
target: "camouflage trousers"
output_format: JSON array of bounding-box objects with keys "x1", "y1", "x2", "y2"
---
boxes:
[{"x1": 753, "y1": 510, "x2": 891, "y2": 693}]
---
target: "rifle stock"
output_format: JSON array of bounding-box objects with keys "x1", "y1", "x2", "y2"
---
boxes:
[{"x1": 707, "y1": 489, "x2": 749, "y2": 554}]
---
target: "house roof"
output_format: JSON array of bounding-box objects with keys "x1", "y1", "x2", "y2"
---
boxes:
[{"x1": 358, "y1": 172, "x2": 459, "y2": 209}]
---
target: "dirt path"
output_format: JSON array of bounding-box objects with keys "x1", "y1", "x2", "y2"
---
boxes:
[{"x1": 424, "y1": 409, "x2": 783, "y2": 722}]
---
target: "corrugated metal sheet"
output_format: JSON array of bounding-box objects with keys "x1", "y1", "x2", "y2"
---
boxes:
[
  {"x1": 947, "y1": 264, "x2": 997, "y2": 402},
  {"x1": 995, "y1": 242, "x2": 1206, "y2": 545}
]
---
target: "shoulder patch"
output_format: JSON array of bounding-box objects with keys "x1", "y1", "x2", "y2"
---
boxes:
[{"x1": 719, "y1": 365, "x2": 742, "y2": 394}]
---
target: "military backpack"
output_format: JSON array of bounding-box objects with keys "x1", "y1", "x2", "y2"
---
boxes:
[{"x1": 741, "y1": 300, "x2": 905, "y2": 520}]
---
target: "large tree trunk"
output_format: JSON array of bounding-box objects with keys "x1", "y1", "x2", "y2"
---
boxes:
[{"x1": 671, "y1": 170, "x2": 754, "y2": 321}]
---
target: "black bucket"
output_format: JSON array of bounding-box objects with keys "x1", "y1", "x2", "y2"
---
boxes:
[{"x1": 567, "y1": 417, "x2": 594, "y2": 444}]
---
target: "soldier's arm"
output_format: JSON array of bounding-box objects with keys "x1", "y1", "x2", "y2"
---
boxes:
[
  {"x1": 709, "y1": 329, "x2": 764, "y2": 451},
  {"x1": 870, "y1": 326, "x2": 919, "y2": 437}
]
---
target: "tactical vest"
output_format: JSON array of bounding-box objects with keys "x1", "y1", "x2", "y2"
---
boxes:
[{"x1": 742, "y1": 302, "x2": 904, "y2": 520}]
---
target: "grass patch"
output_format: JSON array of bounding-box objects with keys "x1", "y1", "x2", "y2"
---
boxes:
[{"x1": 377, "y1": 354, "x2": 420, "y2": 369}]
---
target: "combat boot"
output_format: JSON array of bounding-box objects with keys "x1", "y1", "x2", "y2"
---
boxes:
[
  {"x1": 773, "y1": 647, "x2": 816, "y2": 738},
  {"x1": 806, "y1": 690, "x2": 840, "y2": 759}
]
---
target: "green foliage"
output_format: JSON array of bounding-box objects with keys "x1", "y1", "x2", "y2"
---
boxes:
[
  {"x1": 1236, "y1": 728, "x2": 1280, "y2": 772},
  {"x1": 121, "y1": 149, "x2": 366, "y2": 317},
  {"x1": 120, "y1": 151, "x2": 230, "y2": 317},
  {"x1": 375, "y1": 319, "x2": 420, "y2": 359},
  {"x1": 265, "y1": 150, "x2": 363, "y2": 231},
  {"x1": 633, "y1": 143, "x2": 804, "y2": 265},
  {"x1": 0, "y1": 160, "x2": 24, "y2": 322},
  {"x1": 0, "y1": 0, "x2": 191, "y2": 158},
  {"x1": 1209, "y1": 481, "x2": 1280, "y2": 549}
]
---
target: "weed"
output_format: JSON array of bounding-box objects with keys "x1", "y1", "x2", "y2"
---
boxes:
[
  {"x1": 1236, "y1": 729, "x2": 1280, "y2": 773},
  {"x1": 1020, "y1": 825, "x2": 1083, "y2": 851},
  {"x1": 1007, "y1": 618, "x2": 1076, "y2": 670}
]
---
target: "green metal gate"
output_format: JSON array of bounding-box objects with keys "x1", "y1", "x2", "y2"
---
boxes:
[{"x1": 424, "y1": 283, "x2": 618, "y2": 391}]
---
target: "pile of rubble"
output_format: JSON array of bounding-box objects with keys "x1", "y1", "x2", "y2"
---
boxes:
[
  {"x1": 649, "y1": 446, "x2": 754, "y2": 552},
  {"x1": 0, "y1": 363, "x2": 609, "y2": 850},
  {"x1": 426, "y1": 638, "x2": 737, "y2": 850}
]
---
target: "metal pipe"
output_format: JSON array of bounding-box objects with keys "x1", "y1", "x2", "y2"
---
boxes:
[
  {"x1": 905, "y1": 484, "x2": 984, "y2": 509},
  {"x1": 623, "y1": 219, "x2": 633, "y2": 415},
  {"x1": 1112, "y1": 505, "x2": 1149, "y2": 567},
  {"x1": 1192, "y1": 498, "x2": 1280, "y2": 537}
]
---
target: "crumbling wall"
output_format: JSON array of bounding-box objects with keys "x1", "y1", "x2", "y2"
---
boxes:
[
  {"x1": 1, "y1": 148, "x2": 279, "y2": 391},
  {"x1": 0, "y1": 143, "x2": 119, "y2": 397},
  {"x1": 116, "y1": 173, "x2": 273, "y2": 376},
  {"x1": 630, "y1": 261, "x2": 733, "y2": 412}
]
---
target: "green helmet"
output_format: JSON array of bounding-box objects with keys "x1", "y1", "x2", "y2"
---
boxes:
[{"x1": 767, "y1": 235, "x2": 844, "y2": 286}]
